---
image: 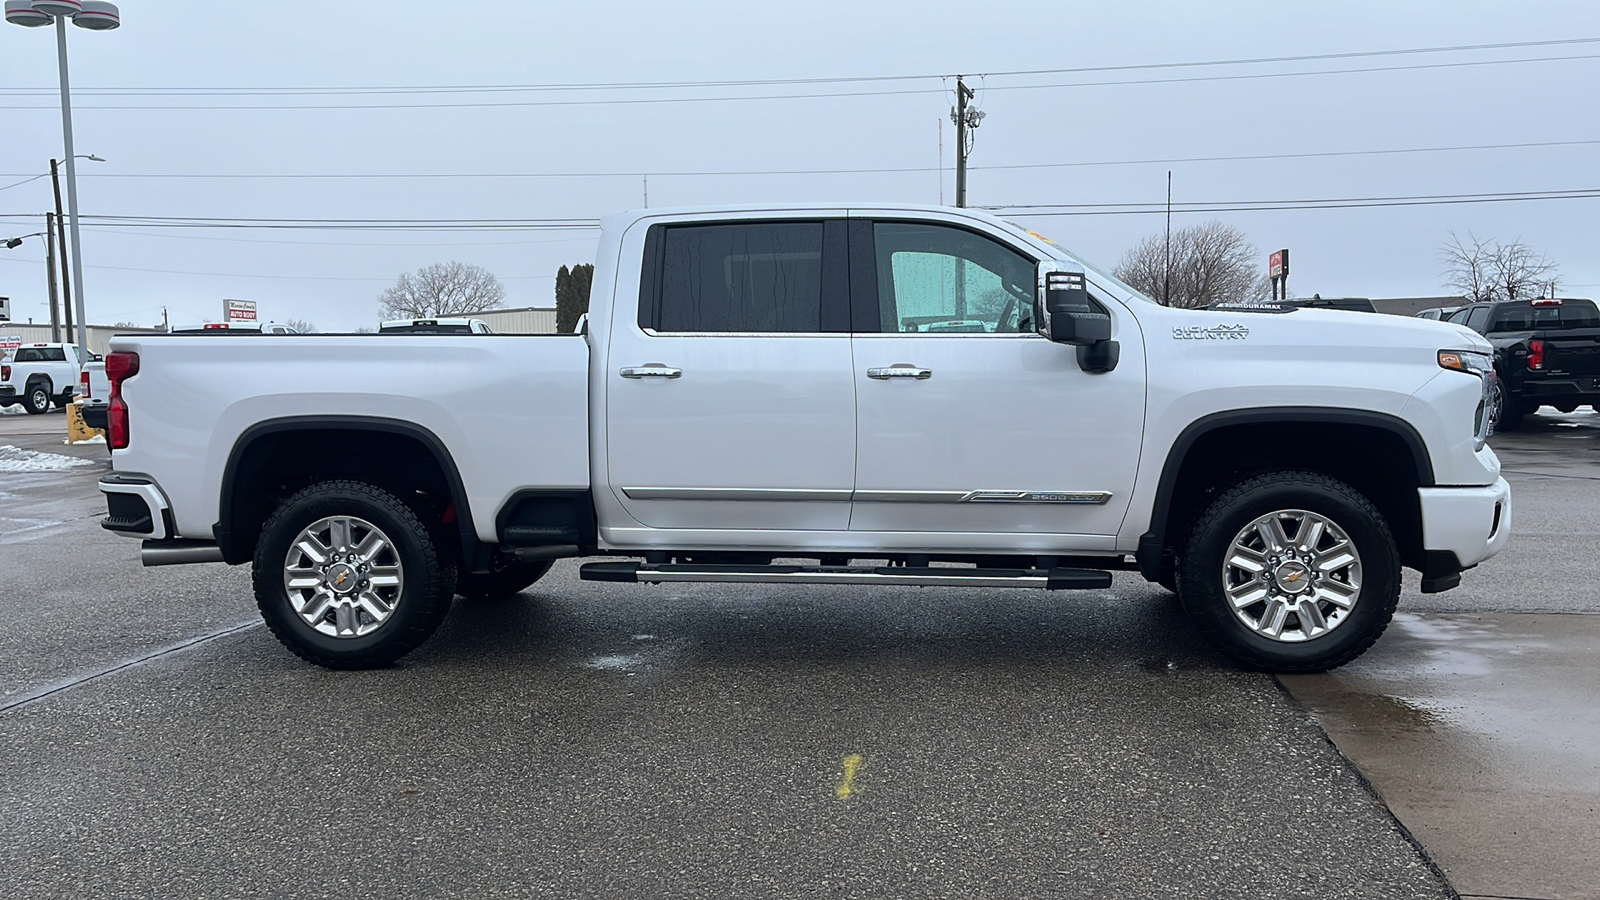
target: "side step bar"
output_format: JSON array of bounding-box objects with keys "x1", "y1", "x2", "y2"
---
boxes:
[{"x1": 580, "y1": 562, "x2": 1112, "y2": 590}]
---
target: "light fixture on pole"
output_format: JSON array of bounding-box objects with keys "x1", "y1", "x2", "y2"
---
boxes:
[
  {"x1": 5, "y1": 0, "x2": 121, "y2": 352},
  {"x1": 3, "y1": 230, "x2": 60, "y2": 338}
]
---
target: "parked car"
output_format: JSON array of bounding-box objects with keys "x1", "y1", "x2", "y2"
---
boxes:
[
  {"x1": 79, "y1": 358, "x2": 112, "y2": 431},
  {"x1": 1450, "y1": 297, "x2": 1600, "y2": 429},
  {"x1": 378, "y1": 318, "x2": 494, "y2": 334},
  {"x1": 169, "y1": 322, "x2": 299, "y2": 334},
  {"x1": 97, "y1": 203, "x2": 1508, "y2": 674},
  {"x1": 1416, "y1": 307, "x2": 1463, "y2": 321},
  {"x1": 0, "y1": 342, "x2": 89, "y2": 414}
]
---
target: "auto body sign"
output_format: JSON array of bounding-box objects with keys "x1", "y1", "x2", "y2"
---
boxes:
[{"x1": 225, "y1": 299, "x2": 257, "y2": 322}]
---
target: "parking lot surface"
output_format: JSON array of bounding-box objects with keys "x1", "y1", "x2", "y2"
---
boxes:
[{"x1": 4, "y1": 408, "x2": 1597, "y2": 898}]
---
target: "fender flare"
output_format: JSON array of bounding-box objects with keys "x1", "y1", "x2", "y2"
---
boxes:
[
  {"x1": 213, "y1": 415, "x2": 485, "y2": 567},
  {"x1": 1135, "y1": 407, "x2": 1435, "y2": 579}
]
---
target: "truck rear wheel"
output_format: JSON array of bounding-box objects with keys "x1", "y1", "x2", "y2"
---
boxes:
[
  {"x1": 23, "y1": 381, "x2": 51, "y2": 415},
  {"x1": 252, "y1": 480, "x2": 456, "y2": 669},
  {"x1": 1177, "y1": 471, "x2": 1400, "y2": 673}
]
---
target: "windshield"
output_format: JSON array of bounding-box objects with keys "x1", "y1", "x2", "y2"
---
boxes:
[{"x1": 1002, "y1": 220, "x2": 1160, "y2": 306}]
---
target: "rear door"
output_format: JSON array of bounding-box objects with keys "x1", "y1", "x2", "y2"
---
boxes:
[
  {"x1": 605, "y1": 216, "x2": 858, "y2": 531},
  {"x1": 847, "y1": 216, "x2": 1145, "y2": 541}
]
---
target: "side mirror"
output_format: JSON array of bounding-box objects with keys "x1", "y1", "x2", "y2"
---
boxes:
[{"x1": 1038, "y1": 262, "x2": 1119, "y2": 373}]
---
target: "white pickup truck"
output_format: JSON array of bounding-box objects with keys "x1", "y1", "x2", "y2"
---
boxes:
[
  {"x1": 1, "y1": 342, "x2": 89, "y2": 414},
  {"x1": 97, "y1": 204, "x2": 1511, "y2": 673}
]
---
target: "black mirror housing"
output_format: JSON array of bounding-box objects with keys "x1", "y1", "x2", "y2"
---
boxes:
[
  {"x1": 1037, "y1": 262, "x2": 1119, "y2": 373},
  {"x1": 1049, "y1": 310, "x2": 1111, "y2": 345}
]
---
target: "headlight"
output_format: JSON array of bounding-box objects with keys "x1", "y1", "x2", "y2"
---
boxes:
[{"x1": 1438, "y1": 349, "x2": 1492, "y2": 376}]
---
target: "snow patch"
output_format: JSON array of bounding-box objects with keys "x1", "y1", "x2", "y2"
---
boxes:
[
  {"x1": 0, "y1": 405, "x2": 27, "y2": 416},
  {"x1": 0, "y1": 445, "x2": 96, "y2": 473}
]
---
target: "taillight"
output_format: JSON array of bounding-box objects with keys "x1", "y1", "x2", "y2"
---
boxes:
[
  {"x1": 80, "y1": 369, "x2": 91, "y2": 399},
  {"x1": 1527, "y1": 339, "x2": 1546, "y2": 371},
  {"x1": 105, "y1": 351, "x2": 139, "y2": 450},
  {"x1": 1, "y1": 363, "x2": 9, "y2": 381}
]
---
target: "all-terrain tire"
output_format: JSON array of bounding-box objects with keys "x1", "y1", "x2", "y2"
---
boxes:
[
  {"x1": 1177, "y1": 470, "x2": 1400, "y2": 673},
  {"x1": 252, "y1": 480, "x2": 456, "y2": 669}
]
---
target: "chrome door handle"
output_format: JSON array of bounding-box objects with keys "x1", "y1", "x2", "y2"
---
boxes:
[
  {"x1": 867, "y1": 364, "x2": 932, "y2": 380},
  {"x1": 620, "y1": 364, "x2": 682, "y2": 379}
]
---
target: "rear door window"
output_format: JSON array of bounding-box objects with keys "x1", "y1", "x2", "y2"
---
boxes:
[
  {"x1": 1466, "y1": 306, "x2": 1493, "y2": 333},
  {"x1": 648, "y1": 222, "x2": 829, "y2": 333}
]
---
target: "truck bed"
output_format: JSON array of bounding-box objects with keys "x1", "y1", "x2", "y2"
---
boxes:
[{"x1": 108, "y1": 333, "x2": 591, "y2": 544}]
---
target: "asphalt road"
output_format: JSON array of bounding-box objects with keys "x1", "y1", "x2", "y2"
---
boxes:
[{"x1": 6, "y1": 407, "x2": 1592, "y2": 899}]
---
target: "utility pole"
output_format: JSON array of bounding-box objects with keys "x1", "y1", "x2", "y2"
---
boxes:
[
  {"x1": 1163, "y1": 171, "x2": 1173, "y2": 307},
  {"x1": 45, "y1": 212, "x2": 62, "y2": 341},
  {"x1": 950, "y1": 77, "x2": 984, "y2": 208},
  {"x1": 50, "y1": 161, "x2": 73, "y2": 341}
]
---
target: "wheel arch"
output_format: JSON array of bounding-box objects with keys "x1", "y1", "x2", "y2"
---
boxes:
[
  {"x1": 1136, "y1": 407, "x2": 1434, "y2": 581},
  {"x1": 214, "y1": 416, "x2": 487, "y2": 568}
]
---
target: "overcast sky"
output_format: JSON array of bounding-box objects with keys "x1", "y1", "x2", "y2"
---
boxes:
[{"x1": 2, "y1": 0, "x2": 1597, "y2": 331}]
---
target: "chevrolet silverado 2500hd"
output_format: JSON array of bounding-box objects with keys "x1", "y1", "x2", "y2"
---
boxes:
[{"x1": 97, "y1": 204, "x2": 1511, "y2": 672}]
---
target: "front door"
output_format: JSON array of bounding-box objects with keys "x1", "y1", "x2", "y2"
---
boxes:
[
  {"x1": 849, "y1": 217, "x2": 1145, "y2": 541},
  {"x1": 605, "y1": 217, "x2": 857, "y2": 532}
]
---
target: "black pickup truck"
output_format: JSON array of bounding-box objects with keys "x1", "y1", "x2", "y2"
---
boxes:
[{"x1": 1447, "y1": 298, "x2": 1600, "y2": 429}]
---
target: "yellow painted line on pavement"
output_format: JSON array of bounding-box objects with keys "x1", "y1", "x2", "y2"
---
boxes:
[{"x1": 836, "y1": 753, "x2": 865, "y2": 800}]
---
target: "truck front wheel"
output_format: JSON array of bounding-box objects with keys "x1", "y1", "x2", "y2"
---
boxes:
[
  {"x1": 1177, "y1": 471, "x2": 1400, "y2": 673},
  {"x1": 252, "y1": 480, "x2": 456, "y2": 669}
]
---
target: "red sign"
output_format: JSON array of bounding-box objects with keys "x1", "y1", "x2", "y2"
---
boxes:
[{"x1": 1269, "y1": 250, "x2": 1286, "y2": 280}]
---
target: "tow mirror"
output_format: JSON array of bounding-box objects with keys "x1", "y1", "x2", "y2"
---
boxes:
[{"x1": 1038, "y1": 262, "x2": 1119, "y2": 373}]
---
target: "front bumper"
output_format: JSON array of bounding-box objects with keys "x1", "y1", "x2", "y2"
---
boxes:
[{"x1": 1418, "y1": 477, "x2": 1512, "y2": 574}]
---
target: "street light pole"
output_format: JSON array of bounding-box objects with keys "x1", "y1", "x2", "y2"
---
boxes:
[
  {"x1": 52, "y1": 14, "x2": 91, "y2": 351},
  {"x1": 7, "y1": 0, "x2": 122, "y2": 352}
]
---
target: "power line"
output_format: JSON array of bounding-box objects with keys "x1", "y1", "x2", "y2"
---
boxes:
[
  {"x1": 2, "y1": 138, "x2": 1594, "y2": 182},
  {"x1": 990, "y1": 188, "x2": 1600, "y2": 216},
  {"x1": 75, "y1": 227, "x2": 601, "y2": 247},
  {"x1": 4, "y1": 35, "x2": 1596, "y2": 97},
  {"x1": 3, "y1": 187, "x2": 1596, "y2": 234},
  {"x1": 3, "y1": 51, "x2": 1598, "y2": 111},
  {"x1": 0, "y1": 255, "x2": 560, "y2": 281}
]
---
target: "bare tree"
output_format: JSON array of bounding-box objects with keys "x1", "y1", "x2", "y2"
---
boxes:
[
  {"x1": 377, "y1": 261, "x2": 507, "y2": 319},
  {"x1": 1114, "y1": 220, "x2": 1268, "y2": 309},
  {"x1": 1439, "y1": 232, "x2": 1559, "y2": 302},
  {"x1": 1489, "y1": 240, "x2": 1559, "y2": 301},
  {"x1": 283, "y1": 318, "x2": 317, "y2": 334}
]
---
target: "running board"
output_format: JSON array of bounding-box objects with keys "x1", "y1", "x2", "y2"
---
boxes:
[{"x1": 580, "y1": 562, "x2": 1112, "y2": 590}]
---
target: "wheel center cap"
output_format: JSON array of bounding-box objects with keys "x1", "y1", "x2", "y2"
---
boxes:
[
  {"x1": 325, "y1": 563, "x2": 358, "y2": 594},
  {"x1": 1274, "y1": 561, "x2": 1312, "y2": 593}
]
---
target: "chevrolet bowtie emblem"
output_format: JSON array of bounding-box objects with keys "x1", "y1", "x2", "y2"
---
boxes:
[
  {"x1": 334, "y1": 571, "x2": 349, "y2": 587},
  {"x1": 1283, "y1": 570, "x2": 1305, "y2": 583}
]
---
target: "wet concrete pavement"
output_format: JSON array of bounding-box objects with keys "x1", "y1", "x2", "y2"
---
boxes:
[
  {"x1": 1280, "y1": 409, "x2": 1600, "y2": 900},
  {"x1": 1282, "y1": 613, "x2": 1600, "y2": 900}
]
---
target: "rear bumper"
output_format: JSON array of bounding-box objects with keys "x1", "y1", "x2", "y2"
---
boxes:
[
  {"x1": 1517, "y1": 378, "x2": 1600, "y2": 399},
  {"x1": 99, "y1": 475, "x2": 173, "y2": 540},
  {"x1": 1418, "y1": 477, "x2": 1512, "y2": 576},
  {"x1": 81, "y1": 401, "x2": 108, "y2": 431},
  {"x1": 0, "y1": 385, "x2": 15, "y2": 400}
]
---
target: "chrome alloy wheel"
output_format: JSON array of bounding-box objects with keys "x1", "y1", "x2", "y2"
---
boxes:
[
  {"x1": 1221, "y1": 509, "x2": 1362, "y2": 643},
  {"x1": 282, "y1": 516, "x2": 404, "y2": 638}
]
